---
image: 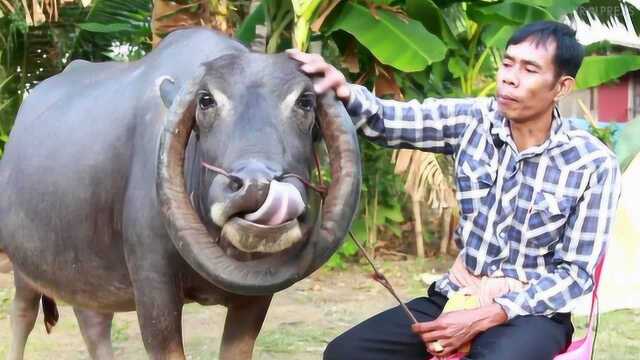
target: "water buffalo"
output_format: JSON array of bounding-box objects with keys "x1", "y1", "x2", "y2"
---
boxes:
[{"x1": 0, "y1": 28, "x2": 361, "y2": 359}]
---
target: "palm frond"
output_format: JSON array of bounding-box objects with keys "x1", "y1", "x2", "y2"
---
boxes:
[
  {"x1": 392, "y1": 149, "x2": 456, "y2": 209},
  {"x1": 572, "y1": 1, "x2": 640, "y2": 30},
  {"x1": 570, "y1": 1, "x2": 640, "y2": 48}
]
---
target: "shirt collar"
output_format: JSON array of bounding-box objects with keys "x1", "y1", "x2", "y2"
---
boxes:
[{"x1": 490, "y1": 102, "x2": 570, "y2": 156}]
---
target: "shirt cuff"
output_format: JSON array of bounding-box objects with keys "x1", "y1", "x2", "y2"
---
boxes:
[
  {"x1": 494, "y1": 292, "x2": 529, "y2": 320},
  {"x1": 434, "y1": 273, "x2": 460, "y2": 298},
  {"x1": 344, "y1": 84, "x2": 377, "y2": 129},
  {"x1": 346, "y1": 84, "x2": 372, "y2": 114}
]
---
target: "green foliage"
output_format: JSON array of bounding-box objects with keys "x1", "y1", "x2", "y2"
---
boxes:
[
  {"x1": 467, "y1": 1, "x2": 553, "y2": 26},
  {"x1": 0, "y1": 287, "x2": 13, "y2": 319},
  {"x1": 405, "y1": 0, "x2": 461, "y2": 50},
  {"x1": 77, "y1": 22, "x2": 139, "y2": 33},
  {"x1": 615, "y1": 117, "x2": 640, "y2": 171},
  {"x1": 574, "y1": 309, "x2": 640, "y2": 360},
  {"x1": 325, "y1": 238, "x2": 359, "y2": 270},
  {"x1": 255, "y1": 323, "x2": 334, "y2": 353},
  {"x1": 326, "y1": 141, "x2": 405, "y2": 269},
  {"x1": 112, "y1": 319, "x2": 130, "y2": 343},
  {"x1": 235, "y1": 0, "x2": 296, "y2": 53},
  {"x1": 236, "y1": 2, "x2": 266, "y2": 45},
  {"x1": 576, "y1": 55, "x2": 640, "y2": 89},
  {"x1": 0, "y1": 0, "x2": 152, "y2": 156},
  {"x1": 326, "y1": 2, "x2": 446, "y2": 72},
  {"x1": 0, "y1": 73, "x2": 14, "y2": 156},
  {"x1": 546, "y1": 0, "x2": 590, "y2": 19},
  {"x1": 60, "y1": 0, "x2": 152, "y2": 62},
  {"x1": 588, "y1": 124, "x2": 617, "y2": 149}
]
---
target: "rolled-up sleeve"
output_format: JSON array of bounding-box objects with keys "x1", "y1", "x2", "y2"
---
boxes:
[{"x1": 345, "y1": 84, "x2": 487, "y2": 154}]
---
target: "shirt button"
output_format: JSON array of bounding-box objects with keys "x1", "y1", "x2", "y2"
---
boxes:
[
  {"x1": 491, "y1": 265, "x2": 498, "y2": 271},
  {"x1": 499, "y1": 231, "x2": 506, "y2": 239}
]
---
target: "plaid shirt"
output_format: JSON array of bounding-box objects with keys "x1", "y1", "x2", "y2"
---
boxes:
[{"x1": 346, "y1": 84, "x2": 621, "y2": 319}]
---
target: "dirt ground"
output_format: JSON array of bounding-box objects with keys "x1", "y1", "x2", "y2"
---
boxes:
[{"x1": 0, "y1": 258, "x2": 453, "y2": 359}]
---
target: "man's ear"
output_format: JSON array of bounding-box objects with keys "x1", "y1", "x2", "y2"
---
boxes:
[{"x1": 554, "y1": 75, "x2": 575, "y2": 102}]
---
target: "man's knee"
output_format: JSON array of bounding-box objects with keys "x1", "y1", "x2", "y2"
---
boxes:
[
  {"x1": 323, "y1": 333, "x2": 351, "y2": 360},
  {"x1": 466, "y1": 315, "x2": 571, "y2": 360}
]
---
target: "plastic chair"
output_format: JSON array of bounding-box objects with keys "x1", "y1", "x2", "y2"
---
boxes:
[{"x1": 441, "y1": 254, "x2": 605, "y2": 360}]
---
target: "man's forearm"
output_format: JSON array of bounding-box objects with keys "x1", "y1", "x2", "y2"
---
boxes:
[{"x1": 470, "y1": 303, "x2": 508, "y2": 333}]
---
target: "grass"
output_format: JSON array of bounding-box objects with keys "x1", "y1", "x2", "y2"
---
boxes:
[
  {"x1": 574, "y1": 309, "x2": 640, "y2": 360},
  {"x1": 111, "y1": 320, "x2": 130, "y2": 343},
  {"x1": 255, "y1": 323, "x2": 334, "y2": 354},
  {"x1": 0, "y1": 287, "x2": 13, "y2": 319}
]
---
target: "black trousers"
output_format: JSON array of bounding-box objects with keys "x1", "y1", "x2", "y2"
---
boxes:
[{"x1": 324, "y1": 284, "x2": 574, "y2": 360}]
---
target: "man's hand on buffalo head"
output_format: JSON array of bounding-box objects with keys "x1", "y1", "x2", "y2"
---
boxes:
[{"x1": 286, "y1": 49, "x2": 351, "y2": 103}]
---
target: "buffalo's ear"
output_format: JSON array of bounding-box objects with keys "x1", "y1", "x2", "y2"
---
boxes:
[{"x1": 157, "y1": 76, "x2": 178, "y2": 108}]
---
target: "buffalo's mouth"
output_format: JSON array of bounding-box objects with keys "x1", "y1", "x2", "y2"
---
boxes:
[
  {"x1": 210, "y1": 179, "x2": 315, "y2": 259},
  {"x1": 217, "y1": 216, "x2": 311, "y2": 261}
]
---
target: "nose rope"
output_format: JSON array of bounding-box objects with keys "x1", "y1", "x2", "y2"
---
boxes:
[
  {"x1": 200, "y1": 161, "x2": 243, "y2": 188},
  {"x1": 200, "y1": 148, "x2": 328, "y2": 198}
]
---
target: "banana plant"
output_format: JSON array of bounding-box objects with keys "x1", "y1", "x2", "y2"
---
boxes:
[
  {"x1": 151, "y1": 0, "x2": 237, "y2": 47},
  {"x1": 290, "y1": 0, "x2": 324, "y2": 50}
]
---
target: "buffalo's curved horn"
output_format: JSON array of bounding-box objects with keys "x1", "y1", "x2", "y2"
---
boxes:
[
  {"x1": 156, "y1": 70, "x2": 361, "y2": 295},
  {"x1": 298, "y1": 91, "x2": 361, "y2": 276}
]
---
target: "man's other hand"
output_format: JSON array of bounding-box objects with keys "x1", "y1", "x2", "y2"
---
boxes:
[{"x1": 286, "y1": 49, "x2": 351, "y2": 103}]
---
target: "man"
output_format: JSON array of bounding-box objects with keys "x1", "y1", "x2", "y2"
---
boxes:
[{"x1": 288, "y1": 21, "x2": 621, "y2": 360}]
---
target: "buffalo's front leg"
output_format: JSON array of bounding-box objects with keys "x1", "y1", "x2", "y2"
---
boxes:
[
  {"x1": 74, "y1": 307, "x2": 115, "y2": 359},
  {"x1": 220, "y1": 295, "x2": 272, "y2": 360},
  {"x1": 128, "y1": 257, "x2": 185, "y2": 360}
]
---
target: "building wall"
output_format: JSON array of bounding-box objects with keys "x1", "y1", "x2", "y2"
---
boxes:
[
  {"x1": 555, "y1": 71, "x2": 640, "y2": 123},
  {"x1": 559, "y1": 88, "x2": 596, "y2": 119},
  {"x1": 597, "y1": 74, "x2": 630, "y2": 122},
  {"x1": 632, "y1": 71, "x2": 640, "y2": 120}
]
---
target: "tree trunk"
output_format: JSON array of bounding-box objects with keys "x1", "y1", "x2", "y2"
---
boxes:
[
  {"x1": 412, "y1": 197, "x2": 424, "y2": 258},
  {"x1": 368, "y1": 180, "x2": 379, "y2": 255},
  {"x1": 448, "y1": 212, "x2": 460, "y2": 254},
  {"x1": 439, "y1": 207, "x2": 452, "y2": 256}
]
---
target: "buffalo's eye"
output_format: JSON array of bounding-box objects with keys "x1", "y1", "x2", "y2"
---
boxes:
[
  {"x1": 295, "y1": 92, "x2": 316, "y2": 112},
  {"x1": 198, "y1": 92, "x2": 216, "y2": 110}
]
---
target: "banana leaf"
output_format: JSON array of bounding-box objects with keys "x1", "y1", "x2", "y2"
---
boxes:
[
  {"x1": 467, "y1": 2, "x2": 553, "y2": 26},
  {"x1": 576, "y1": 55, "x2": 640, "y2": 90},
  {"x1": 327, "y1": 2, "x2": 446, "y2": 72},
  {"x1": 236, "y1": 2, "x2": 266, "y2": 45}
]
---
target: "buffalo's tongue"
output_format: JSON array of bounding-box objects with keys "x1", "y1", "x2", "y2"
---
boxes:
[{"x1": 244, "y1": 180, "x2": 305, "y2": 225}]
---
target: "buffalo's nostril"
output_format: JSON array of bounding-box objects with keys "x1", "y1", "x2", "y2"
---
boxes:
[{"x1": 228, "y1": 176, "x2": 243, "y2": 192}]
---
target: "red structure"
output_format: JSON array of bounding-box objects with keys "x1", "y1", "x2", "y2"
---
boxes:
[
  {"x1": 596, "y1": 71, "x2": 640, "y2": 123},
  {"x1": 597, "y1": 75, "x2": 630, "y2": 122}
]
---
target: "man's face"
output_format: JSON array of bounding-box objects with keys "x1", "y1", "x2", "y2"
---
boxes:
[{"x1": 496, "y1": 38, "x2": 562, "y2": 124}]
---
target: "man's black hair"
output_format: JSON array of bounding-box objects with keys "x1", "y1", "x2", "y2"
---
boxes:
[{"x1": 506, "y1": 21, "x2": 585, "y2": 78}]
